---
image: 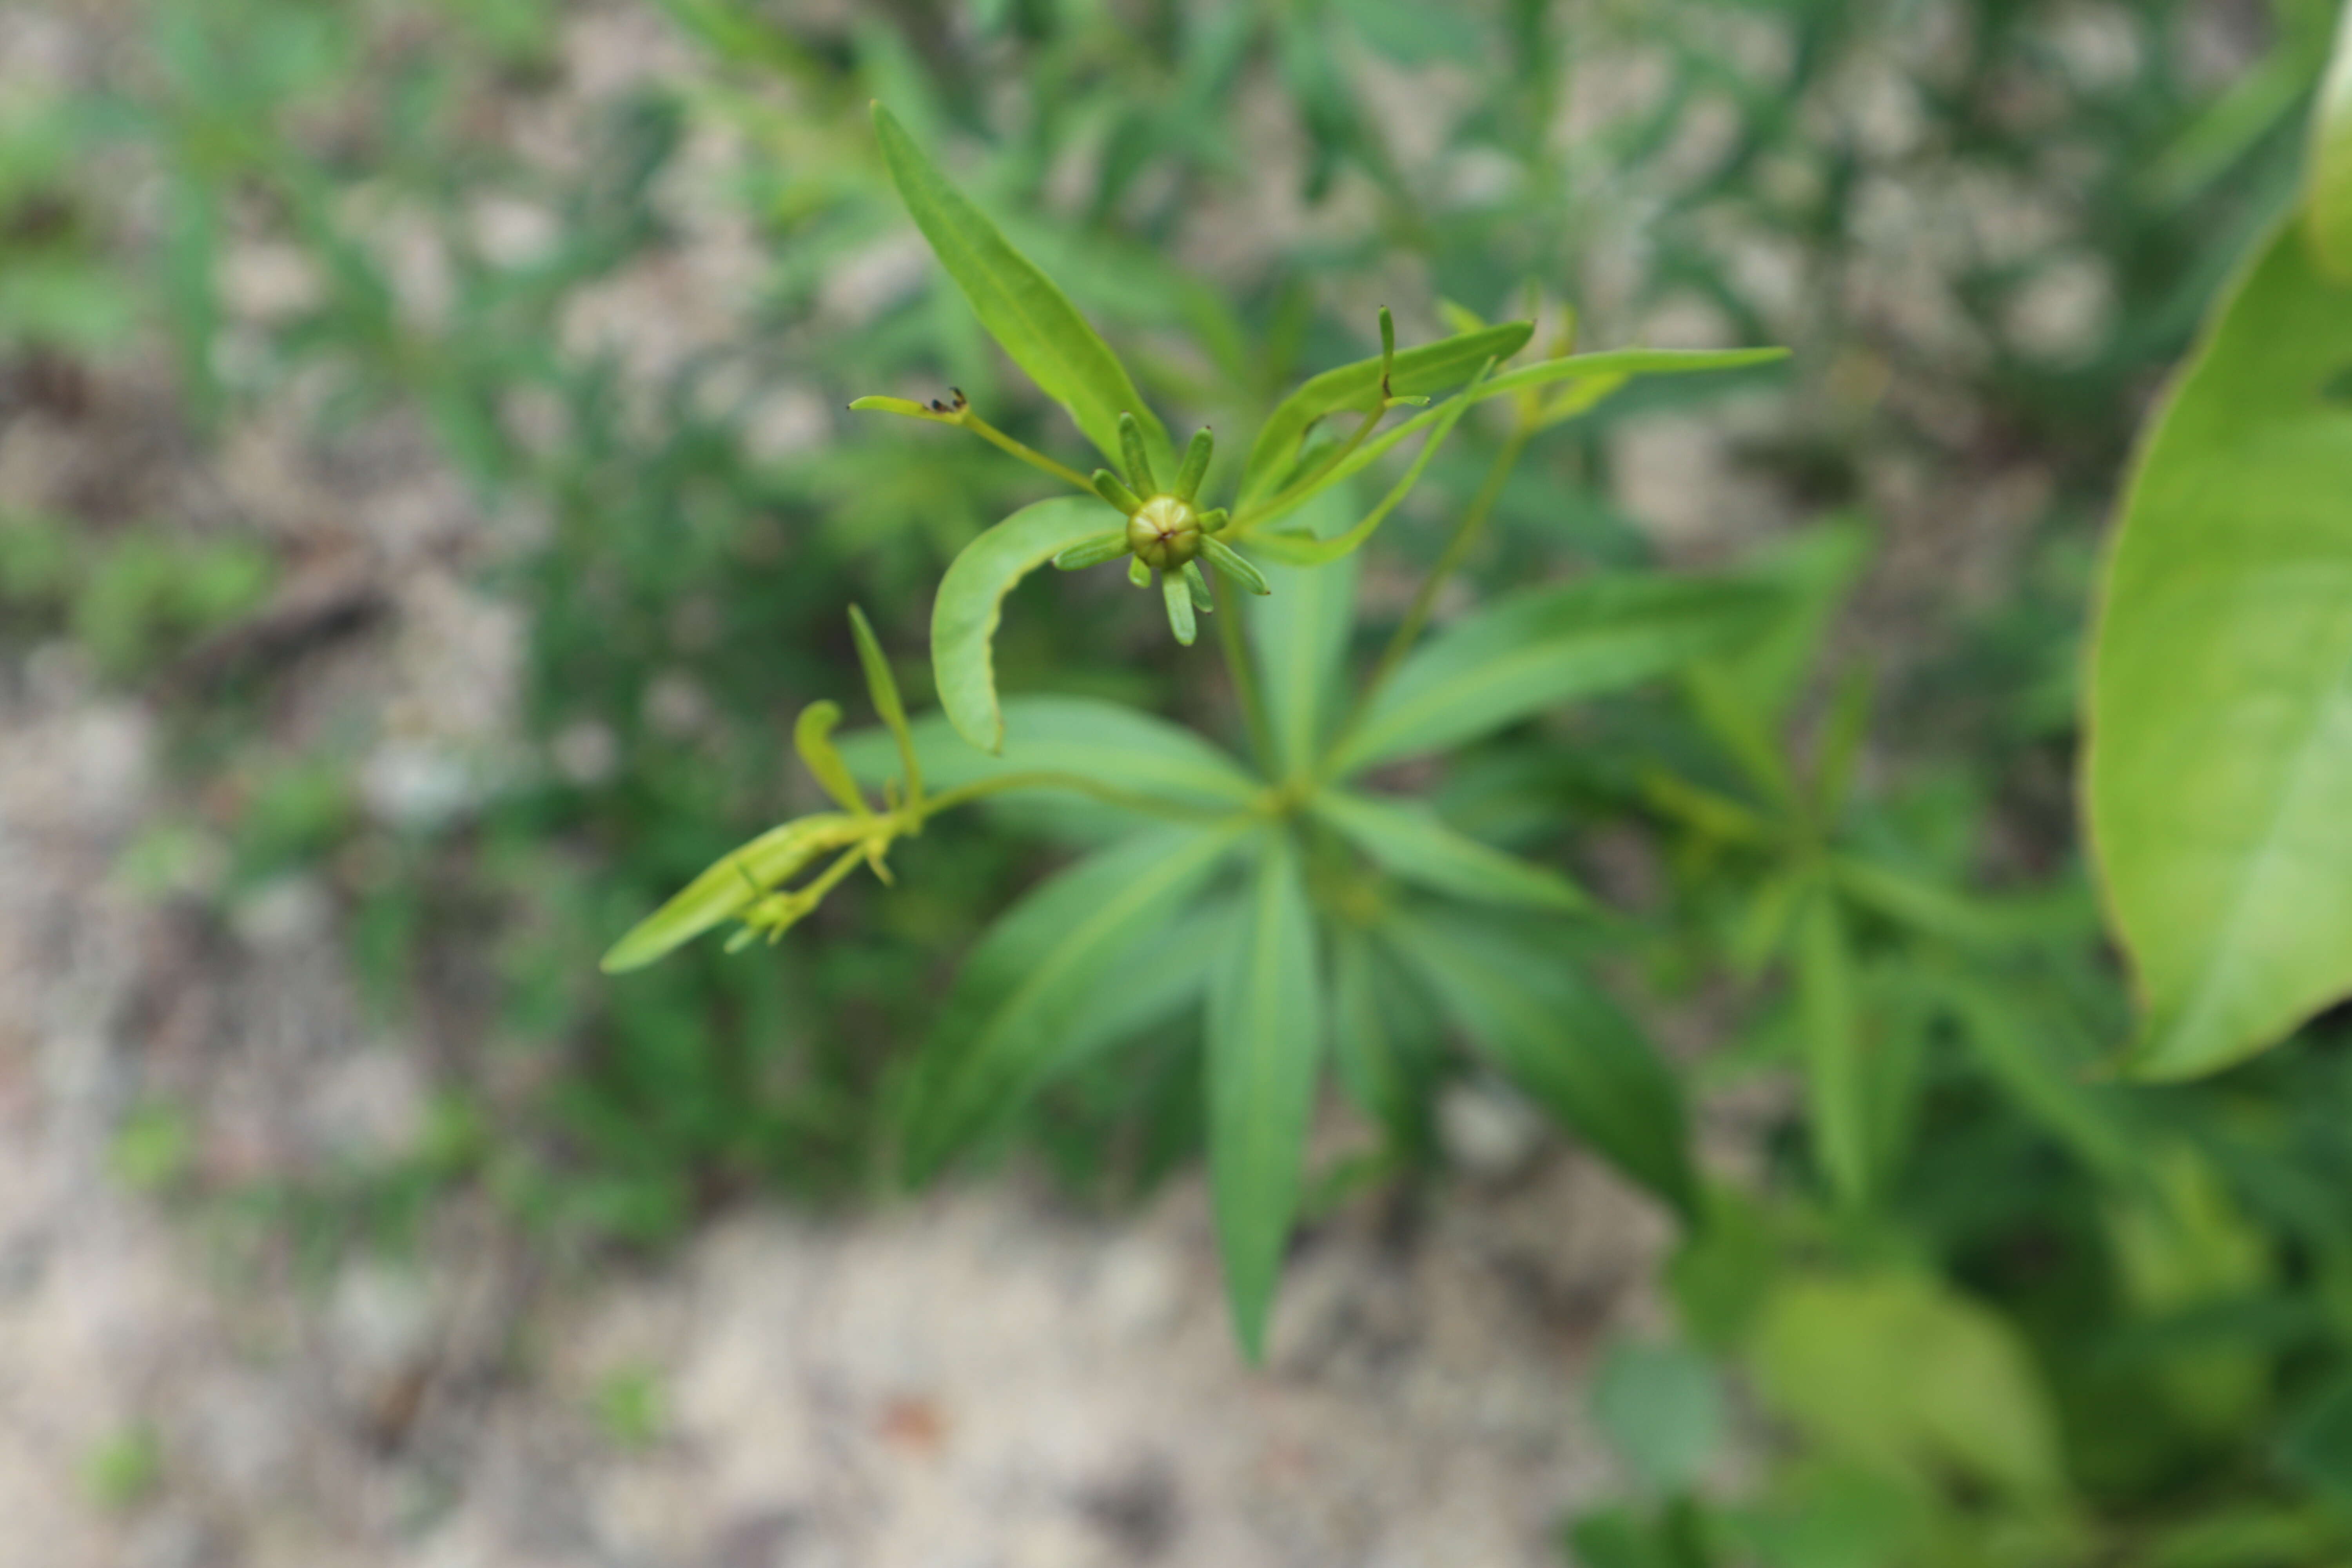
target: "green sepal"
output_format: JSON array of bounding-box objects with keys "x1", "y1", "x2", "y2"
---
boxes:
[
  {"x1": 1182, "y1": 561, "x2": 1215, "y2": 614},
  {"x1": 1128, "y1": 555, "x2": 1152, "y2": 588},
  {"x1": 1200, "y1": 535, "x2": 1270, "y2": 595},
  {"x1": 1174, "y1": 427, "x2": 1214, "y2": 503},
  {"x1": 1163, "y1": 571, "x2": 1198, "y2": 644},
  {"x1": 1092, "y1": 469, "x2": 1142, "y2": 515},
  {"x1": 1052, "y1": 532, "x2": 1130, "y2": 571},
  {"x1": 1119, "y1": 410, "x2": 1157, "y2": 494},
  {"x1": 1198, "y1": 508, "x2": 1230, "y2": 534}
]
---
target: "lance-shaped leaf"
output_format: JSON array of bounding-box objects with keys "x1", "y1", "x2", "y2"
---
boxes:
[
  {"x1": 2085, "y1": 220, "x2": 2352, "y2": 1079},
  {"x1": 1795, "y1": 887, "x2": 1874, "y2": 1209},
  {"x1": 901, "y1": 824, "x2": 1248, "y2": 1178},
  {"x1": 1245, "y1": 487, "x2": 1361, "y2": 779},
  {"x1": 600, "y1": 813, "x2": 868, "y2": 974},
  {"x1": 933, "y1": 496, "x2": 1118, "y2": 754},
  {"x1": 1330, "y1": 925, "x2": 1441, "y2": 1155},
  {"x1": 1387, "y1": 905, "x2": 1698, "y2": 1219},
  {"x1": 1314, "y1": 790, "x2": 1588, "y2": 912},
  {"x1": 848, "y1": 604, "x2": 920, "y2": 803},
  {"x1": 1333, "y1": 575, "x2": 1780, "y2": 773},
  {"x1": 2310, "y1": 0, "x2": 2352, "y2": 279},
  {"x1": 1238, "y1": 320, "x2": 1532, "y2": 505},
  {"x1": 793, "y1": 701, "x2": 868, "y2": 815},
  {"x1": 1250, "y1": 365, "x2": 1484, "y2": 566},
  {"x1": 838, "y1": 695, "x2": 1263, "y2": 817},
  {"x1": 1208, "y1": 831, "x2": 1325, "y2": 1359},
  {"x1": 872, "y1": 102, "x2": 1170, "y2": 470}
]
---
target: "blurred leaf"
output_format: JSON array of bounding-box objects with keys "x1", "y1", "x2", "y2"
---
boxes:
[
  {"x1": 1207, "y1": 831, "x2": 1324, "y2": 1359},
  {"x1": 1245, "y1": 486, "x2": 1361, "y2": 779},
  {"x1": 2106, "y1": 1147, "x2": 2274, "y2": 1440},
  {"x1": 1752, "y1": 1273, "x2": 2067, "y2": 1503},
  {"x1": 793, "y1": 701, "x2": 869, "y2": 814},
  {"x1": 1591, "y1": 1339, "x2": 1726, "y2": 1493},
  {"x1": 901, "y1": 824, "x2": 1246, "y2": 1178},
  {"x1": 2308, "y1": 0, "x2": 2352, "y2": 279},
  {"x1": 1334, "y1": 575, "x2": 1779, "y2": 773},
  {"x1": 2085, "y1": 221, "x2": 2352, "y2": 1079},
  {"x1": 931, "y1": 496, "x2": 1114, "y2": 754},
  {"x1": 872, "y1": 102, "x2": 1169, "y2": 470},
  {"x1": 1238, "y1": 321, "x2": 1532, "y2": 505},
  {"x1": 1315, "y1": 789, "x2": 1587, "y2": 911},
  {"x1": 1387, "y1": 905, "x2": 1698, "y2": 1218},
  {"x1": 1329, "y1": 924, "x2": 1441, "y2": 1155},
  {"x1": 1795, "y1": 890, "x2": 1873, "y2": 1209},
  {"x1": 600, "y1": 813, "x2": 867, "y2": 973},
  {"x1": 839, "y1": 696, "x2": 1263, "y2": 816},
  {"x1": 2281, "y1": 1372, "x2": 2352, "y2": 1513}
]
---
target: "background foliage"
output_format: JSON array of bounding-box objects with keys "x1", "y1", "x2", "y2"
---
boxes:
[{"x1": 7, "y1": 0, "x2": 2352, "y2": 1562}]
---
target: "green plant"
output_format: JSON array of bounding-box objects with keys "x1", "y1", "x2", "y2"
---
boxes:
[{"x1": 601, "y1": 102, "x2": 1785, "y2": 1353}]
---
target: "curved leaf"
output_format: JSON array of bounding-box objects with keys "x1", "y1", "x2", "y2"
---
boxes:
[
  {"x1": 1315, "y1": 789, "x2": 1587, "y2": 912},
  {"x1": 2309, "y1": 0, "x2": 2352, "y2": 279},
  {"x1": 600, "y1": 813, "x2": 866, "y2": 974},
  {"x1": 1387, "y1": 905, "x2": 1697, "y2": 1218},
  {"x1": 901, "y1": 824, "x2": 1248, "y2": 1178},
  {"x1": 1238, "y1": 320, "x2": 1532, "y2": 505},
  {"x1": 2085, "y1": 221, "x2": 2352, "y2": 1079},
  {"x1": 1209, "y1": 831, "x2": 1324, "y2": 1359},
  {"x1": 1333, "y1": 575, "x2": 1779, "y2": 773},
  {"x1": 873, "y1": 102, "x2": 1169, "y2": 469},
  {"x1": 932, "y1": 496, "x2": 1116, "y2": 754},
  {"x1": 837, "y1": 694, "x2": 1264, "y2": 814}
]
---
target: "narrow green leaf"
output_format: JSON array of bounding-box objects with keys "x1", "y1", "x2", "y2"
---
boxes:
[
  {"x1": 932, "y1": 496, "x2": 1114, "y2": 753},
  {"x1": 600, "y1": 813, "x2": 867, "y2": 974},
  {"x1": 902, "y1": 824, "x2": 1247, "y2": 1177},
  {"x1": 1162, "y1": 571, "x2": 1197, "y2": 644},
  {"x1": 1238, "y1": 321, "x2": 1532, "y2": 505},
  {"x1": 1330, "y1": 926, "x2": 1440, "y2": 1155},
  {"x1": 1315, "y1": 789, "x2": 1588, "y2": 912},
  {"x1": 2085, "y1": 221, "x2": 2352, "y2": 1078},
  {"x1": 1928, "y1": 969, "x2": 2140, "y2": 1182},
  {"x1": 1174, "y1": 426, "x2": 1213, "y2": 503},
  {"x1": 1334, "y1": 575, "x2": 1779, "y2": 773},
  {"x1": 1181, "y1": 561, "x2": 1215, "y2": 613},
  {"x1": 1092, "y1": 468, "x2": 1142, "y2": 514},
  {"x1": 847, "y1": 605, "x2": 920, "y2": 804},
  {"x1": 1208, "y1": 833, "x2": 1325, "y2": 1359},
  {"x1": 1387, "y1": 905, "x2": 1698, "y2": 1218},
  {"x1": 793, "y1": 700, "x2": 868, "y2": 814},
  {"x1": 1119, "y1": 410, "x2": 1156, "y2": 493},
  {"x1": 2308, "y1": 0, "x2": 2352, "y2": 279},
  {"x1": 847, "y1": 394, "x2": 957, "y2": 423},
  {"x1": 836, "y1": 695, "x2": 1263, "y2": 816},
  {"x1": 1795, "y1": 889, "x2": 1873, "y2": 1209},
  {"x1": 872, "y1": 102, "x2": 1169, "y2": 468},
  {"x1": 1249, "y1": 363, "x2": 1485, "y2": 566},
  {"x1": 1245, "y1": 487, "x2": 1361, "y2": 779}
]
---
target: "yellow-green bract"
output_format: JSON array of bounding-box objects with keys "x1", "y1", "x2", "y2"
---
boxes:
[{"x1": 2085, "y1": 219, "x2": 2352, "y2": 1079}]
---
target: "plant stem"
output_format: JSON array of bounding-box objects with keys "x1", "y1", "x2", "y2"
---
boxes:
[
  {"x1": 1234, "y1": 401, "x2": 1390, "y2": 534},
  {"x1": 914, "y1": 769, "x2": 1234, "y2": 823},
  {"x1": 1209, "y1": 568, "x2": 1277, "y2": 775},
  {"x1": 1352, "y1": 423, "x2": 1528, "y2": 722},
  {"x1": 956, "y1": 410, "x2": 1098, "y2": 493}
]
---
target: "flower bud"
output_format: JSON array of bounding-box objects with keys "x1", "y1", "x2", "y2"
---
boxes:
[{"x1": 1125, "y1": 495, "x2": 1203, "y2": 570}]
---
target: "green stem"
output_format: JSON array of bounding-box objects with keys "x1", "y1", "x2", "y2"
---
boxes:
[
  {"x1": 956, "y1": 410, "x2": 1098, "y2": 493},
  {"x1": 913, "y1": 769, "x2": 1234, "y2": 824},
  {"x1": 1210, "y1": 569, "x2": 1277, "y2": 775},
  {"x1": 1351, "y1": 423, "x2": 1528, "y2": 724},
  {"x1": 1234, "y1": 401, "x2": 1389, "y2": 534}
]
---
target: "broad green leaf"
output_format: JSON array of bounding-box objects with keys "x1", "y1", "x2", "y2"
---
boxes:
[
  {"x1": 901, "y1": 824, "x2": 1247, "y2": 1178},
  {"x1": 1333, "y1": 575, "x2": 1779, "y2": 773},
  {"x1": 1314, "y1": 789, "x2": 1587, "y2": 912},
  {"x1": 1245, "y1": 487, "x2": 1361, "y2": 779},
  {"x1": 1590, "y1": 1339, "x2": 1725, "y2": 1494},
  {"x1": 838, "y1": 695, "x2": 1263, "y2": 817},
  {"x1": 2085, "y1": 221, "x2": 2352, "y2": 1078},
  {"x1": 600, "y1": 813, "x2": 867, "y2": 974},
  {"x1": 1794, "y1": 890, "x2": 1873, "y2": 1209},
  {"x1": 1208, "y1": 832, "x2": 1324, "y2": 1360},
  {"x1": 872, "y1": 102, "x2": 1169, "y2": 470},
  {"x1": 2309, "y1": 0, "x2": 2352, "y2": 279},
  {"x1": 1238, "y1": 320, "x2": 1532, "y2": 505},
  {"x1": 931, "y1": 496, "x2": 1116, "y2": 754},
  {"x1": 1752, "y1": 1272, "x2": 2067, "y2": 1502},
  {"x1": 1387, "y1": 905, "x2": 1698, "y2": 1218}
]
